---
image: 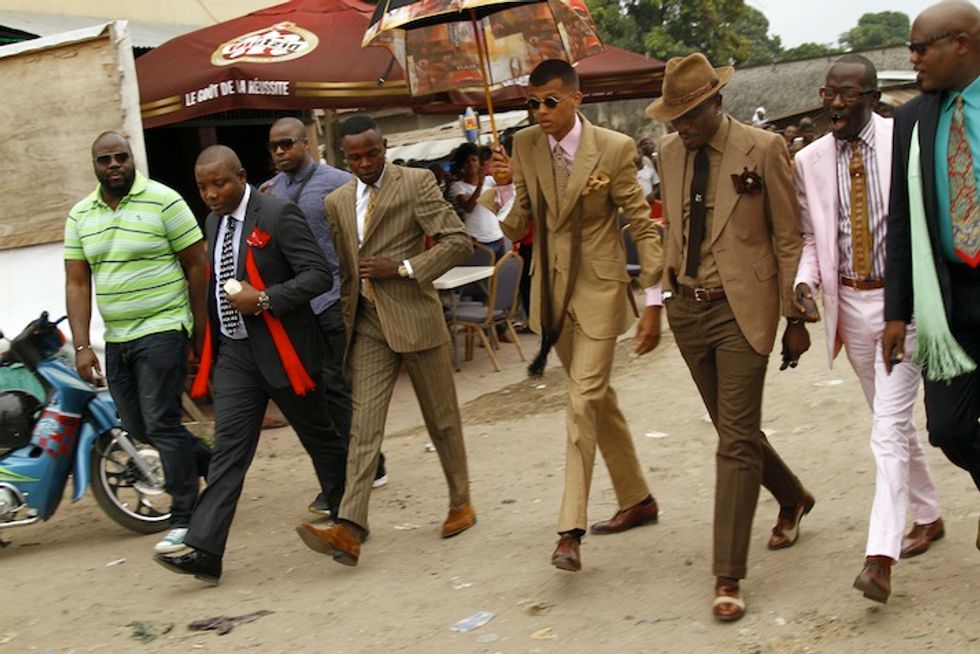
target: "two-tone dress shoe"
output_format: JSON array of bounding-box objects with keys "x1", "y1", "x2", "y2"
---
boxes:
[
  {"x1": 853, "y1": 555, "x2": 892, "y2": 603},
  {"x1": 154, "y1": 548, "x2": 222, "y2": 585},
  {"x1": 900, "y1": 518, "x2": 944, "y2": 558},
  {"x1": 713, "y1": 584, "x2": 745, "y2": 622},
  {"x1": 551, "y1": 533, "x2": 582, "y2": 572},
  {"x1": 768, "y1": 492, "x2": 816, "y2": 550},
  {"x1": 442, "y1": 505, "x2": 477, "y2": 538},
  {"x1": 296, "y1": 521, "x2": 361, "y2": 566},
  {"x1": 589, "y1": 497, "x2": 659, "y2": 534}
]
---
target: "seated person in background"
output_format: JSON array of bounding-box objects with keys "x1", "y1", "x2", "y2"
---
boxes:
[{"x1": 450, "y1": 143, "x2": 507, "y2": 260}]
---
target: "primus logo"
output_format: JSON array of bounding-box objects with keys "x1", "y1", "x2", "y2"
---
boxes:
[{"x1": 211, "y1": 22, "x2": 319, "y2": 66}]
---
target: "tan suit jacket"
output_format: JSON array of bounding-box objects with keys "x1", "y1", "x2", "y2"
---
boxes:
[
  {"x1": 499, "y1": 115, "x2": 664, "y2": 340},
  {"x1": 658, "y1": 117, "x2": 802, "y2": 355},
  {"x1": 325, "y1": 164, "x2": 472, "y2": 353}
]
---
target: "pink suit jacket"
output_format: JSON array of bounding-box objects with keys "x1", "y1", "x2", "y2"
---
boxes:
[{"x1": 792, "y1": 112, "x2": 893, "y2": 364}]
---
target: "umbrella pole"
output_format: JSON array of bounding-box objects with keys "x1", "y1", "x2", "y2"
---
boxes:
[{"x1": 470, "y1": 11, "x2": 498, "y2": 145}]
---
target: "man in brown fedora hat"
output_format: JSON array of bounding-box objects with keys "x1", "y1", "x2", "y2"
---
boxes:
[{"x1": 647, "y1": 52, "x2": 814, "y2": 622}]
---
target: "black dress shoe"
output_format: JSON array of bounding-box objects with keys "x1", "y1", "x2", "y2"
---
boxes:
[{"x1": 154, "y1": 548, "x2": 222, "y2": 585}]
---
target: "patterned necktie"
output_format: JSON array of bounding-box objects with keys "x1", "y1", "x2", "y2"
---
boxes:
[
  {"x1": 948, "y1": 95, "x2": 980, "y2": 267},
  {"x1": 552, "y1": 143, "x2": 569, "y2": 211},
  {"x1": 848, "y1": 139, "x2": 872, "y2": 278},
  {"x1": 684, "y1": 146, "x2": 709, "y2": 278},
  {"x1": 218, "y1": 216, "x2": 240, "y2": 332},
  {"x1": 362, "y1": 185, "x2": 378, "y2": 303}
]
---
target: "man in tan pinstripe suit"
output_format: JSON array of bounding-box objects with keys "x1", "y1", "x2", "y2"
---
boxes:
[{"x1": 296, "y1": 115, "x2": 475, "y2": 566}]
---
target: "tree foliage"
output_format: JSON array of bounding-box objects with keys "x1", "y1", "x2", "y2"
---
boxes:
[
  {"x1": 839, "y1": 11, "x2": 910, "y2": 50},
  {"x1": 780, "y1": 42, "x2": 841, "y2": 62},
  {"x1": 731, "y1": 6, "x2": 782, "y2": 66}
]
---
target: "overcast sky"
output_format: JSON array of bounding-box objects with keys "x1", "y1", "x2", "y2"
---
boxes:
[{"x1": 747, "y1": 0, "x2": 934, "y2": 48}]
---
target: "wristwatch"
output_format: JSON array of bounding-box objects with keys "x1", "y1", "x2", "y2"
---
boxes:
[
  {"x1": 397, "y1": 263, "x2": 409, "y2": 278},
  {"x1": 257, "y1": 291, "x2": 271, "y2": 313}
]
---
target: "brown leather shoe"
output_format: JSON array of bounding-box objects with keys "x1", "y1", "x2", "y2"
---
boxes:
[
  {"x1": 767, "y1": 492, "x2": 816, "y2": 550},
  {"x1": 900, "y1": 518, "x2": 944, "y2": 558},
  {"x1": 713, "y1": 585, "x2": 745, "y2": 622},
  {"x1": 295, "y1": 522, "x2": 361, "y2": 566},
  {"x1": 589, "y1": 497, "x2": 659, "y2": 535},
  {"x1": 551, "y1": 533, "x2": 581, "y2": 572},
  {"x1": 442, "y1": 505, "x2": 477, "y2": 538},
  {"x1": 853, "y1": 555, "x2": 892, "y2": 603}
]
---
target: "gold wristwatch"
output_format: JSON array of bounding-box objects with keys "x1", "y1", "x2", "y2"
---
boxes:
[{"x1": 397, "y1": 263, "x2": 409, "y2": 278}]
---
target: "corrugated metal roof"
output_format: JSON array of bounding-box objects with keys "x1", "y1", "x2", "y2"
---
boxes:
[{"x1": 0, "y1": 10, "x2": 198, "y2": 48}]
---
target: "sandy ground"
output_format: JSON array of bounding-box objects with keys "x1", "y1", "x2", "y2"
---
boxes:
[{"x1": 2, "y1": 314, "x2": 979, "y2": 654}]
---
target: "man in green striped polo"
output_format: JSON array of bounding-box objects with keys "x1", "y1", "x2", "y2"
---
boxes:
[{"x1": 65, "y1": 131, "x2": 211, "y2": 554}]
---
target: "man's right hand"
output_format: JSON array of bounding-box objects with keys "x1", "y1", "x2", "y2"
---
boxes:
[
  {"x1": 793, "y1": 283, "x2": 821, "y2": 322},
  {"x1": 882, "y1": 320, "x2": 907, "y2": 374},
  {"x1": 75, "y1": 347, "x2": 103, "y2": 384},
  {"x1": 488, "y1": 145, "x2": 513, "y2": 185}
]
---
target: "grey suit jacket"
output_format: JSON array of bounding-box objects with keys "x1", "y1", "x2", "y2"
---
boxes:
[
  {"x1": 205, "y1": 187, "x2": 331, "y2": 389},
  {"x1": 325, "y1": 164, "x2": 472, "y2": 353}
]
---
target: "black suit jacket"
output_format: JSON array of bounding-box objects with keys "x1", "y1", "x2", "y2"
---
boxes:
[
  {"x1": 205, "y1": 187, "x2": 332, "y2": 389},
  {"x1": 884, "y1": 92, "x2": 954, "y2": 323}
]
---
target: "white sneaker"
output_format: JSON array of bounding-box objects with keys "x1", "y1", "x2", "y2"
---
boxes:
[
  {"x1": 154, "y1": 528, "x2": 188, "y2": 554},
  {"x1": 372, "y1": 474, "x2": 389, "y2": 489}
]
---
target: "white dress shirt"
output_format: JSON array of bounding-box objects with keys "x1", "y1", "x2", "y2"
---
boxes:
[{"x1": 213, "y1": 185, "x2": 251, "y2": 339}]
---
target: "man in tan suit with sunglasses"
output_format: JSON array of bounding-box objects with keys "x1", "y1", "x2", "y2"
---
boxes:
[{"x1": 296, "y1": 114, "x2": 475, "y2": 567}]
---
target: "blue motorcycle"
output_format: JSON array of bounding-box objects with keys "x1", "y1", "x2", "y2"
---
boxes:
[{"x1": 0, "y1": 313, "x2": 171, "y2": 538}]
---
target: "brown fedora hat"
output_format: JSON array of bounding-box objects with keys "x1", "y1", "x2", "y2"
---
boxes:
[{"x1": 645, "y1": 53, "x2": 734, "y2": 122}]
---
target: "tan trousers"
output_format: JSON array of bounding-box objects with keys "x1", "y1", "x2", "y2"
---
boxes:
[
  {"x1": 338, "y1": 303, "x2": 470, "y2": 532},
  {"x1": 667, "y1": 295, "x2": 806, "y2": 579},
  {"x1": 553, "y1": 310, "x2": 651, "y2": 533}
]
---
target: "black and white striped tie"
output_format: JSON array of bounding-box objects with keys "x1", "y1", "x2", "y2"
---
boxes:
[{"x1": 218, "y1": 216, "x2": 240, "y2": 332}]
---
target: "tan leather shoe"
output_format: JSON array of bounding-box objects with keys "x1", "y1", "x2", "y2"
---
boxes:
[
  {"x1": 900, "y1": 518, "x2": 944, "y2": 558},
  {"x1": 441, "y1": 505, "x2": 476, "y2": 538},
  {"x1": 551, "y1": 533, "x2": 581, "y2": 572},
  {"x1": 295, "y1": 522, "x2": 361, "y2": 566},
  {"x1": 713, "y1": 584, "x2": 745, "y2": 622},
  {"x1": 589, "y1": 497, "x2": 659, "y2": 534},
  {"x1": 767, "y1": 492, "x2": 816, "y2": 550},
  {"x1": 853, "y1": 555, "x2": 892, "y2": 603}
]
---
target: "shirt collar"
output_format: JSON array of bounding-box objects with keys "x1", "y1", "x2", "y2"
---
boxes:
[
  {"x1": 835, "y1": 116, "x2": 876, "y2": 151},
  {"x1": 356, "y1": 164, "x2": 387, "y2": 200},
  {"x1": 547, "y1": 114, "x2": 583, "y2": 159},
  {"x1": 706, "y1": 115, "x2": 731, "y2": 154},
  {"x1": 943, "y1": 73, "x2": 980, "y2": 112},
  {"x1": 94, "y1": 170, "x2": 148, "y2": 208},
  {"x1": 228, "y1": 184, "x2": 251, "y2": 222},
  {"x1": 287, "y1": 157, "x2": 317, "y2": 183}
]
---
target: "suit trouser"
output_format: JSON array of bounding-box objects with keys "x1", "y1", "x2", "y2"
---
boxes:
[
  {"x1": 837, "y1": 287, "x2": 941, "y2": 561},
  {"x1": 553, "y1": 310, "x2": 651, "y2": 533},
  {"x1": 923, "y1": 271, "x2": 980, "y2": 491},
  {"x1": 316, "y1": 303, "x2": 353, "y2": 439},
  {"x1": 667, "y1": 296, "x2": 806, "y2": 579},
  {"x1": 186, "y1": 337, "x2": 348, "y2": 556},
  {"x1": 339, "y1": 302, "x2": 470, "y2": 532}
]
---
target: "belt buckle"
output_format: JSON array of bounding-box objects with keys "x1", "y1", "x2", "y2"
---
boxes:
[{"x1": 693, "y1": 287, "x2": 710, "y2": 302}]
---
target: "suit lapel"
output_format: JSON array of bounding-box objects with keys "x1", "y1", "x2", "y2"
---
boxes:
[
  {"x1": 873, "y1": 113, "x2": 893, "y2": 206},
  {"x1": 812, "y1": 137, "x2": 840, "y2": 273},
  {"x1": 531, "y1": 129, "x2": 555, "y2": 222},
  {"x1": 918, "y1": 94, "x2": 942, "y2": 243},
  {"x1": 361, "y1": 165, "x2": 400, "y2": 248},
  {"x1": 663, "y1": 138, "x2": 686, "y2": 253},
  {"x1": 709, "y1": 119, "x2": 754, "y2": 247},
  {"x1": 337, "y1": 184, "x2": 359, "y2": 259},
  {"x1": 237, "y1": 187, "x2": 261, "y2": 281},
  {"x1": 557, "y1": 117, "x2": 600, "y2": 227}
]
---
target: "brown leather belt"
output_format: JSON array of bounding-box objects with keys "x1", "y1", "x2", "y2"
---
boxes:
[
  {"x1": 839, "y1": 276, "x2": 884, "y2": 290},
  {"x1": 677, "y1": 285, "x2": 727, "y2": 302}
]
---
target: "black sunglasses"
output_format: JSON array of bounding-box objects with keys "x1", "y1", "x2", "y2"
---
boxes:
[
  {"x1": 266, "y1": 137, "x2": 306, "y2": 152},
  {"x1": 819, "y1": 86, "x2": 877, "y2": 102},
  {"x1": 906, "y1": 31, "x2": 959, "y2": 56},
  {"x1": 95, "y1": 152, "x2": 130, "y2": 166},
  {"x1": 526, "y1": 91, "x2": 575, "y2": 111}
]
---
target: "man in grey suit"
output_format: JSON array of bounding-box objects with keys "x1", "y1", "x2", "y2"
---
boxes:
[
  {"x1": 296, "y1": 115, "x2": 475, "y2": 567},
  {"x1": 154, "y1": 145, "x2": 347, "y2": 584}
]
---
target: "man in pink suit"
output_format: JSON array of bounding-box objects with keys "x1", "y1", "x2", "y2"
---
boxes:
[{"x1": 793, "y1": 55, "x2": 944, "y2": 604}]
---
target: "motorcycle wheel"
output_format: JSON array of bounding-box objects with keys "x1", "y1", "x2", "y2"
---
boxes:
[{"x1": 89, "y1": 428, "x2": 172, "y2": 534}]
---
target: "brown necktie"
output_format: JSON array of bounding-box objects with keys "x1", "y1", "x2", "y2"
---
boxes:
[
  {"x1": 848, "y1": 139, "x2": 872, "y2": 279},
  {"x1": 552, "y1": 143, "x2": 569, "y2": 211},
  {"x1": 362, "y1": 185, "x2": 378, "y2": 303},
  {"x1": 685, "y1": 146, "x2": 709, "y2": 278},
  {"x1": 949, "y1": 95, "x2": 980, "y2": 267}
]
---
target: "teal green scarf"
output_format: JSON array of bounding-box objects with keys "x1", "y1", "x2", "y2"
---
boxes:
[{"x1": 908, "y1": 122, "x2": 976, "y2": 381}]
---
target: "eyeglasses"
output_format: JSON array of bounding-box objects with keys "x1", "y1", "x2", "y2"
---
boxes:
[
  {"x1": 819, "y1": 86, "x2": 877, "y2": 103},
  {"x1": 906, "y1": 31, "x2": 959, "y2": 56},
  {"x1": 266, "y1": 137, "x2": 306, "y2": 152},
  {"x1": 95, "y1": 152, "x2": 130, "y2": 166},
  {"x1": 525, "y1": 91, "x2": 575, "y2": 111}
]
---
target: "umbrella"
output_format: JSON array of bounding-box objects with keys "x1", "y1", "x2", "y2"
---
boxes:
[
  {"x1": 364, "y1": 0, "x2": 604, "y2": 140},
  {"x1": 137, "y1": 0, "x2": 421, "y2": 129}
]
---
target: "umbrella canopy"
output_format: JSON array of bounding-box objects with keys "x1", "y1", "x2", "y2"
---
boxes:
[{"x1": 137, "y1": 0, "x2": 419, "y2": 129}]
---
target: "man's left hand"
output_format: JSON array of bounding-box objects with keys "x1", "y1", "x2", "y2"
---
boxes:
[
  {"x1": 359, "y1": 257, "x2": 400, "y2": 280},
  {"x1": 780, "y1": 320, "x2": 810, "y2": 370},
  {"x1": 634, "y1": 305, "x2": 662, "y2": 355},
  {"x1": 228, "y1": 280, "x2": 264, "y2": 315}
]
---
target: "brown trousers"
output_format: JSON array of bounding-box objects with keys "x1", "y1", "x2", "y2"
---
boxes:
[{"x1": 667, "y1": 295, "x2": 806, "y2": 578}]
